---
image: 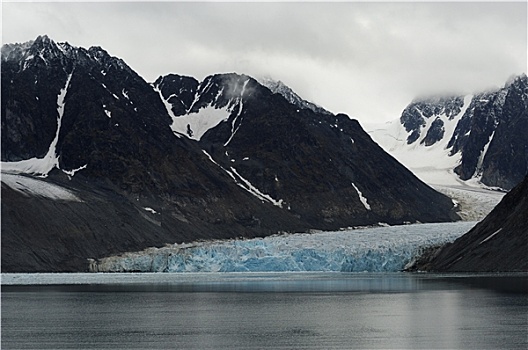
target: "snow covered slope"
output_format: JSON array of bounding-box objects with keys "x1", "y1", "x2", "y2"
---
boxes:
[
  {"x1": 366, "y1": 75, "x2": 527, "y2": 191},
  {"x1": 1, "y1": 173, "x2": 81, "y2": 201},
  {"x1": 366, "y1": 95, "x2": 473, "y2": 187}
]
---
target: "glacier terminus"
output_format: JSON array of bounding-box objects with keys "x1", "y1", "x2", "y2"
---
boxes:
[{"x1": 90, "y1": 222, "x2": 476, "y2": 273}]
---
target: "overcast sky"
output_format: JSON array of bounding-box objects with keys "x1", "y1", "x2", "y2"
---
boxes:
[{"x1": 2, "y1": 1, "x2": 527, "y2": 123}]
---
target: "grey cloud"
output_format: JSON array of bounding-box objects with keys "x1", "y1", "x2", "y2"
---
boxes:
[{"x1": 2, "y1": 2, "x2": 526, "y2": 123}]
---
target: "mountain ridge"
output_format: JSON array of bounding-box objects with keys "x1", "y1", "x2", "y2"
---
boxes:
[
  {"x1": 367, "y1": 74, "x2": 527, "y2": 190},
  {"x1": 2, "y1": 35, "x2": 459, "y2": 272}
]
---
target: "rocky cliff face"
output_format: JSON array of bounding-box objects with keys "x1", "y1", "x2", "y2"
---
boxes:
[
  {"x1": 420, "y1": 175, "x2": 528, "y2": 272},
  {"x1": 155, "y1": 72, "x2": 459, "y2": 228},
  {"x1": 2, "y1": 35, "x2": 458, "y2": 272},
  {"x1": 396, "y1": 75, "x2": 528, "y2": 190}
]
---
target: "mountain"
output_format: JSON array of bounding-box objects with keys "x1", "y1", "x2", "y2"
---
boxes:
[
  {"x1": 367, "y1": 75, "x2": 528, "y2": 190},
  {"x1": 1, "y1": 35, "x2": 308, "y2": 271},
  {"x1": 418, "y1": 175, "x2": 528, "y2": 272},
  {"x1": 154, "y1": 72, "x2": 459, "y2": 228},
  {"x1": 257, "y1": 77, "x2": 332, "y2": 115},
  {"x1": 2, "y1": 35, "x2": 458, "y2": 272}
]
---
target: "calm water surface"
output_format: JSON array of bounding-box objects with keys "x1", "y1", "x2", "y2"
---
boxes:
[{"x1": 2, "y1": 273, "x2": 527, "y2": 349}]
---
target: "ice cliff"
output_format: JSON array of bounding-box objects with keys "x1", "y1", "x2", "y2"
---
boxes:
[{"x1": 90, "y1": 222, "x2": 475, "y2": 273}]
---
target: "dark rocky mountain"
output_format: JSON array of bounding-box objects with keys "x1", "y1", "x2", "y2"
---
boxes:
[
  {"x1": 154, "y1": 72, "x2": 458, "y2": 228},
  {"x1": 398, "y1": 75, "x2": 528, "y2": 190},
  {"x1": 414, "y1": 175, "x2": 528, "y2": 272},
  {"x1": 1, "y1": 35, "x2": 306, "y2": 271},
  {"x1": 2, "y1": 35, "x2": 458, "y2": 272}
]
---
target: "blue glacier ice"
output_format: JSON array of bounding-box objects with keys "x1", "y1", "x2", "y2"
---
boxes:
[{"x1": 93, "y1": 222, "x2": 476, "y2": 273}]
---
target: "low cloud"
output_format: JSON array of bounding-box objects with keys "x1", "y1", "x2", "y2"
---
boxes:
[{"x1": 3, "y1": 2, "x2": 526, "y2": 123}]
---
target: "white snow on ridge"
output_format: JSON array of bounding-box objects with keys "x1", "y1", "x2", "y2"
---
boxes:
[
  {"x1": 91, "y1": 221, "x2": 476, "y2": 273},
  {"x1": 1, "y1": 72, "x2": 73, "y2": 177},
  {"x1": 202, "y1": 150, "x2": 284, "y2": 208},
  {"x1": 230, "y1": 167, "x2": 284, "y2": 208},
  {"x1": 1, "y1": 173, "x2": 81, "y2": 201}
]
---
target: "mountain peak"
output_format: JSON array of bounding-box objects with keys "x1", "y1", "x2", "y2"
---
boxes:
[
  {"x1": 504, "y1": 73, "x2": 528, "y2": 90},
  {"x1": 256, "y1": 76, "x2": 331, "y2": 115},
  {"x1": 34, "y1": 34, "x2": 52, "y2": 45}
]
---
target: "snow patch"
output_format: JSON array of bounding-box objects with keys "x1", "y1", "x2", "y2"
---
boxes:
[
  {"x1": 172, "y1": 104, "x2": 231, "y2": 141},
  {"x1": 62, "y1": 164, "x2": 88, "y2": 177},
  {"x1": 1, "y1": 173, "x2": 82, "y2": 201},
  {"x1": 143, "y1": 207, "x2": 158, "y2": 214},
  {"x1": 352, "y1": 183, "x2": 371, "y2": 210},
  {"x1": 122, "y1": 89, "x2": 129, "y2": 100}
]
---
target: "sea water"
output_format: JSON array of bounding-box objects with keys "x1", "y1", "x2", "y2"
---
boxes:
[{"x1": 2, "y1": 272, "x2": 527, "y2": 349}]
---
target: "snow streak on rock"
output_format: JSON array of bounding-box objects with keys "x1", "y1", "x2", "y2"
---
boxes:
[
  {"x1": 202, "y1": 150, "x2": 284, "y2": 208},
  {"x1": 352, "y1": 183, "x2": 371, "y2": 210},
  {"x1": 1, "y1": 72, "x2": 73, "y2": 176},
  {"x1": 224, "y1": 79, "x2": 249, "y2": 147}
]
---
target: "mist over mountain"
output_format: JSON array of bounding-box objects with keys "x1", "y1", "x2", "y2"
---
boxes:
[
  {"x1": 2, "y1": 35, "x2": 458, "y2": 272},
  {"x1": 368, "y1": 74, "x2": 528, "y2": 190}
]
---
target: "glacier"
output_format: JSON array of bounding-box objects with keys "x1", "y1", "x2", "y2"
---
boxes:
[{"x1": 91, "y1": 222, "x2": 476, "y2": 273}]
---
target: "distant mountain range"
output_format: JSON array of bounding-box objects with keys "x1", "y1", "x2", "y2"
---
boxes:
[
  {"x1": 368, "y1": 74, "x2": 528, "y2": 190},
  {"x1": 1, "y1": 35, "x2": 458, "y2": 271}
]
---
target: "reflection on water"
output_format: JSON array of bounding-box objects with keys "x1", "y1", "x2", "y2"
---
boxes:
[{"x1": 2, "y1": 273, "x2": 527, "y2": 349}]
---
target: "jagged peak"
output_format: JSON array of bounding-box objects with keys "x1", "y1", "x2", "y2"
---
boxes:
[
  {"x1": 34, "y1": 34, "x2": 53, "y2": 45},
  {"x1": 505, "y1": 73, "x2": 528, "y2": 89},
  {"x1": 155, "y1": 73, "x2": 198, "y2": 84},
  {"x1": 2, "y1": 35, "x2": 136, "y2": 77},
  {"x1": 257, "y1": 76, "x2": 332, "y2": 115},
  {"x1": 87, "y1": 45, "x2": 110, "y2": 58}
]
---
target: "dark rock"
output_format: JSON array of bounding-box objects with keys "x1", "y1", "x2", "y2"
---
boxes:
[
  {"x1": 400, "y1": 96, "x2": 464, "y2": 145},
  {"x1": 423, "y1": 175, "x2": 528, "y2": 272},
  {"x1": 159, "y1": 72, "x2": 460, "y2": 228},
  {"x1": 421, "y1": 117, "x2": 444, "y2": 147}
]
